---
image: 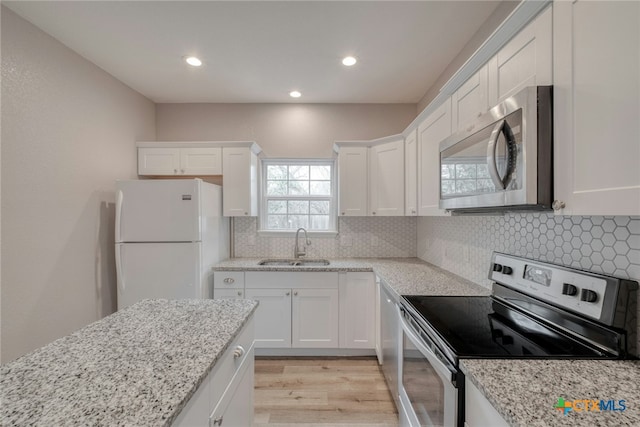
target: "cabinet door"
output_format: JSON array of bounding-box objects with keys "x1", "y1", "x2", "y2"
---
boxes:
[
  {"x1": 417, "y1": 98, "x2": 452, "y2": 216},
  {"x1": 222, "y1": 147, "x2": 258, "y2": 217},
  {"x1": 339, "y1": 272, "x2": 376, "y2": 349},
  {"x1": 292, "y1": 288, "x2": 339, "y2": 348},
  {"x1": 337, "y1": 146, "x2": 369, "y2": 216},
  {"x1": 137, "y1": 148, "x2": 180, "y2": 175},
  {"x1": 487, "y1": 6, "x2": 552, "y2": 105},
  {"x1": 465, "y1": 378, "x2": 509, "y2": 427},
  {"x1": 553, "y1": 0, "x2": 640, "y2": 215},
  {"x1": 245, "y1": 288, "x2": 291, "y2": 348},
  {"x1": 209, "y1": 348, "x2": 255, "y2": 427},
  {"x1": 451, "y1": 64, "x2": 488, "y2": 132},
  {"x1": 370, "y1": 139, "x2": 405, "y2": 216},
  {"x1": 213, "y1": 289, "x2": 244, "y2": 299},
  {"x1": 404, "y1": 130, "x2": 418, "y2": 216},
  {"x1": 180, "y1": 147, "x2": 222, "y2": 175}
]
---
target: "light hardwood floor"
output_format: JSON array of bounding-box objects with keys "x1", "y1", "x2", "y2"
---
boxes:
[{"x1": 254, "y1": 357, "x2": 399, "y2": 427}]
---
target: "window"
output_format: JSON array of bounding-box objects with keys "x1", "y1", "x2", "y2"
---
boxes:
[
  {"x1": 261, "y1": 160, "x2": 336, "y2": 232},
  {"x1": 441, "y1": 160, "x2": 496, "y2": 197}
]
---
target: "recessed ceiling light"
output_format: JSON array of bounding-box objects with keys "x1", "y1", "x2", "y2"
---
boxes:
[
  {"x1": 289, "y1": 91, "x2": 302, "y2": 98},
  {"x1": 184, "y1": 56, "x2": 202, "y2": 67},
  {"x1": 342, "y1": 56, "x2": 357, "y2": 66}
]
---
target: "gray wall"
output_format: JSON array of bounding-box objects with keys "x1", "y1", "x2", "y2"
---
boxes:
[
  {"x1": 156, "y1": 103, "x2": 416, "y2": 158},
  {"x1": 1, "y1": 8, "x2": 156, "y2": 363}
]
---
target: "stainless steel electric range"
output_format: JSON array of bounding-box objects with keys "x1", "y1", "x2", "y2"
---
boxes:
[{"x1": 398, "y1": 252, "x2": 638, "y2": 427}]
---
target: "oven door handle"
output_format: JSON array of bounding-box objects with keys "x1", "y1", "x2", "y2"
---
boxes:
[{"x1": 398, "y1": 306, "x2": 459, "y2": 387}]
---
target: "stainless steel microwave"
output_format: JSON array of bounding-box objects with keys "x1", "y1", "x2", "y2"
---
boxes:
[{"x1": 439, "y1": 86, "x2": 553, "y2": 213}]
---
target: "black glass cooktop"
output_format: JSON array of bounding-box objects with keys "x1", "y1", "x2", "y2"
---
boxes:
[{"x1": 402, "y1": 295, "x2": 612, "y2": 359}]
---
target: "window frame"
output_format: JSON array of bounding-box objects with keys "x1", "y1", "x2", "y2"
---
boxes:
[{"x1": 259, "y1": 158, "x2": 338, "y2": 235}]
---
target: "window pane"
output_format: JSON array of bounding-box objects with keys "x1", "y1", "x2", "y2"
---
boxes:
[
  {"x1": 267, "y1": 181, "x2": 287, "y2": 195},
  {"x1": 267, "y1": 215, "x2": 288, "y2": 229},
  {"x1": 310, "y1": 215, "x2": 329, "y2": 230},
  {"x1": 310, "y1": 200, "x2": 330, "y2": 214},
  {"x1": 476, "y1": 164, "x2": 490, "y2": 178},
  {"x1": 288, "y1": 165, "x2": 309, "y2": 180},
  {"x1": 441, "y1": 164, "x2": 455, "y2": 179},
  {"x1": 288, "y1": 200, "x2": 309, "y2": 214},
  {"x1": 310, "y1": 165, "x2": 331, "y2": 180},
  {"x1": 310, "y1": 181, "x2": 331, "y2": 195},
  {"x1": 441, "y1": 180, "x2": 455, "y2": 195},
  {"x1": 267, "y1": 165, "x2": 288, "y2": 180},
  {"x1": 288, "y1": 180, "x2": 309, "y2": 195},
  {"x1": 456, "y1": 179, "x2": 477, "y2": 193},
  {"x1": 288, "y1": 215, "x2": 309, "y2": 229},
  {"x1": 456, "y1": 164, "x2": 476, "y2": 179},
  {"x1": 267, "y1": 200, "x2": 287, "y2": 214}
]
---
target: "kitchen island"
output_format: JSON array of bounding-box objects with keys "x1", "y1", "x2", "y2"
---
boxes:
[{"x1": 0, "y1": 299, "x2": 257, "y2": 426}]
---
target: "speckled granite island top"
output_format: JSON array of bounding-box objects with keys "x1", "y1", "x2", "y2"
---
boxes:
[
  {"x1": 0, "y1": 299, "x2": 258, "y2": 427},
  {"x1": 213, "y1": 257, "x2": 490, "y2": 299},
  {"x1": 462, "y1": 359, "x2": 640, "y2": 427}
]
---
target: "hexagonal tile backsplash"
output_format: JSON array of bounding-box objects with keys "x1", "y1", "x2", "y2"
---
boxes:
[
  {"x1": 233, "y1": 216, "x2": 418, "y2": 258},
  {"x1": 417, "y1": 214, "x2": 640, "y2": 288}
]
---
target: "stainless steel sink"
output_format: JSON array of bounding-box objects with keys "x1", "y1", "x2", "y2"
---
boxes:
[{"x1": 258, "y1": 259, "x2": 330, "y2": 266}]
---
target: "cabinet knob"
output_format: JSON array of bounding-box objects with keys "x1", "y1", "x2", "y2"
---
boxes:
[
  {"x1": 411, "y1": 209, "x2": 416, "y2": 214},
  {"x1": 341, "y1": 212, "x2": 345, "y2": 215},
  {"x1": 212, "y1": 416, "x2": 223, "y2": 426},
  {"x1": 223, "y1": 278, "x2": 235, "y2": 284},
  {"x1": 372, "y1": 212, "x2": 376, "y2": 215},
  {"x1": 233, "y1": 345, "x2": 245, "y2": 359},
  {"x1": 244, "y1": 212, "x2": 248, "y2": 215},
  {"x1": 181, "y1": 169, "x2": 185, "y2": 174},
  {"x1": 286, "y1": 291, "x2": 290, "y2": 296},
  {"x1": 174, "y1": 169, "x2": 178, "y2": 174},
  {"x1": 552, "y1": 200, "x2": 566, "y2": 211},
  {"x1": 237, "y1": 291, "x2": 242, "y2": 296},
  {"x1": 294, "y1": 291, "x2": 298, "y2": 296}
]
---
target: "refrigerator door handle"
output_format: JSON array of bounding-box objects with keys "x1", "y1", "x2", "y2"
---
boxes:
[
  {"x1": 115, "y1": 189, "x2": 123, "y2": 242},
  {"x1": 115, "y1": 244, "x2": 125, "y2": 294}
]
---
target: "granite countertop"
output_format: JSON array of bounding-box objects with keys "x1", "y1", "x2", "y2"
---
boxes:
[
  {"x1": 1, "y1": 299, "x2": 258, "y2": 426},
  {"x1": 461, "y1": 359, "x2": 640, "y2": 427},
  {"x1": 213, "y1": 257, "x2": 490, "y2": 299}
]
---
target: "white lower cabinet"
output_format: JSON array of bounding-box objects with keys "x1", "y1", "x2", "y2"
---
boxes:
[
  {"x1": 244, "y1": 288, "x2": 292, "y2": 348},
  {"x1": 173, "y1": 317, "x2": 254, "y2": 427},
  {"x1": 339, "y1": 272, "x2": 376, "y2": 349},
  {"x1": 465, "y1": 378, "x2": 509, "y2": 427},
  {"x1": 245, "y1": 272, "x2": 339, "y2": 350}
]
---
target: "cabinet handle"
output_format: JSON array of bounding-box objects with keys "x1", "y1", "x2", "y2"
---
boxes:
[
  {"x1": 233, "y1": 345, "x2": 245, "y2": 359},
  {"x1": 286, "y1": 291, "x2": 290, "y2": 296},
  {"x1": 212, "y1": 416, "x2": 223, "y2": 426},
  {"x1": 294, "y1": 291, "x2": 298, "y2": 296},
  {"x1": 223, "y1": 278, "x2": 235, "y2": 284},
  {"x1": 552, "y1": 200, "x2": 566, "y2": 211}
]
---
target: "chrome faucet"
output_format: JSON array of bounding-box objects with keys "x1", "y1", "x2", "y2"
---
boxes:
[{"x1": 293, "y1": 227, "x2": 311, "y2": 258}]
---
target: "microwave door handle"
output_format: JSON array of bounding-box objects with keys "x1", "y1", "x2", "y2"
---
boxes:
[{"x1": 487, "y1": 120, "x2": 506, "y2": 190}]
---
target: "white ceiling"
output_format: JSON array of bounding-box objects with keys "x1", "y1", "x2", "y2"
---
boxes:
[{"x1": 5, "y1": 1, "x2": 503, "y2": 104}]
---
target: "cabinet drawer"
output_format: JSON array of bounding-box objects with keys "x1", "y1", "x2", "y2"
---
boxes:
[
  {"x1": 214, "y1": 289, "x2": 244, "y2": 299},
  {"x1": 209, "y1": 317, "x2": 254, "y2": 408},
  {"x1": 245, "y1": 272, "x2": 338, "y2": 289},
  {"x1": 214, "y1": 271, "x2": 245, "y2": 289}
]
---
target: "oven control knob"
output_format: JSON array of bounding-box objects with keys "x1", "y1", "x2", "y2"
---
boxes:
[
  {"x1": 492, "y1": 263, "x2": 503, "y2": 273},
  {"x1": 502, "y1": 266, "x2": 513, "y2": 275},
  {"x1": 580, "y1": 289, "x2": 598, "y2": 303},
  {"x1": 562, "y1": 283, "x2": 578, "y2": 296}
]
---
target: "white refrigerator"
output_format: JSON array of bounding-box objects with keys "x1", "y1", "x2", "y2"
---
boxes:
[{"x1": 115, "y1": 179, "x2": 229, "y2": 310}]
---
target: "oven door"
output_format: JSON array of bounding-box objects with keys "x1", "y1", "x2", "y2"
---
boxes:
[{"x1": 398, "y1": 306, "x2": 462, "y2": 427}]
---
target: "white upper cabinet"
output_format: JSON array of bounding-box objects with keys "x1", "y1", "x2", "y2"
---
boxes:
[
  {"x1": 553, "y1": 0, "x2": 640, "y2": 215},
  {"x1": 487, "y1": 5, "x2": 552, "y2": 105},
  {"x1": 138, "y1": 147, "x2": 221, "y2": 176},
  {"x1": 404, "y1": 130, "x2": 418, "y2": 216},
  {"x1": 222, "y1": 146, "x2": 258, "y2": 217},
  {"x1": 451, "y1": 64, "x2": 489, "y2": 133},
  {"x1": 369, "y1": 139, "x2": 405, "y2": 216},
  {"x1": 337, "y1": 146, "x2": 369, "y2": 216},
  {"x1": 417, "y1": 98, "x2": 452, "y2": 216}
]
